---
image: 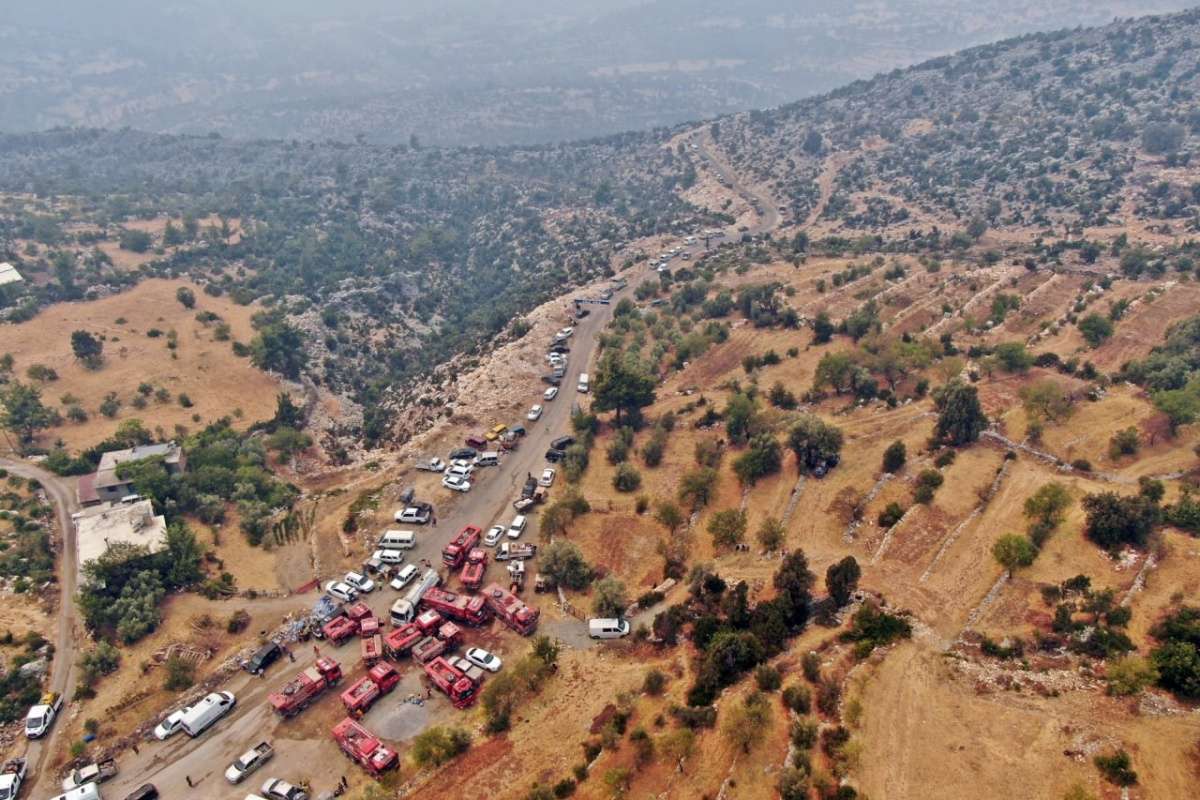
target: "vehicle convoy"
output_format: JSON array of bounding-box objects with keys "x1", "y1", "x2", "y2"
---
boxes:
[
  {"x1": 0, "y1": 757, "x2": 25, "y2": 800},
  {"x1": 483, "y1": 583, "x2": 540, "y2": 635},
  {"x1": 269, "y1": 657, "x2": 343, "y2": 717},
  {"x1": 332, "y1": 718, "x2": 399, "y2": 775},
  {"x1": 442, "y1": 525, "x2": 481, "y2": 568},
  {"x1": 460, "y1": 548, "x2": 488, "y2": 590},
  {"x1": 341, "y1": 661, "x2": 401, "y2": 715},
  {"x1": 25, "y1": 692, "x2": 63, "y2": 738},
  {"x1": 61, "y1": 759, "x2": 118, "y2": 792},
  {"x1": 180, "y1": 691, "x2": 236, "y2": 737},
  {"x1": 420, "y1": 586, "x2": 490, "y2": 625},
  {"x1": 423, "y1": 656, "x2": 477, "y2": 708},
  {"x1": 414, "y1": 457, "x2": 446, "y2": 473},
  {"x1": 225, "y1": 742, "x2": 274, "y2": 784},
  {"x1": 389, "y1": 568, "x2": 441, "y2": 625},
  {"x1": 497, "y1": 541, "x2": 537, "y2": 561}
]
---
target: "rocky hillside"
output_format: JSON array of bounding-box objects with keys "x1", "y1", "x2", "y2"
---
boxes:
[{"x1": 713, "y1": 9, "x2": 1200, "y2": 237}]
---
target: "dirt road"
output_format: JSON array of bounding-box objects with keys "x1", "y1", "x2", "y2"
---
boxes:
[
  {"x1": 0, "y1": 456, "x2": 81, "y2": 798},
  {"x1": 693, "y1": 130, "x2": 781, "y2": 235}
]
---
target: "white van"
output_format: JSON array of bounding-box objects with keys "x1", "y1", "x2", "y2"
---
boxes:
[
  {"x1": 378, "y1": 530, "x2": 416, "y2": 550},
  {"x1": 48, "y1": 785, "x2": 101, "y2": 800},
  {"x1": 180, "y1": 691, "x2": 235, "y2": 737},
  {"x1": 577, "y1": 373, "x2": 589, "y2": 393},
  {"x1": 588, "y1": 618, "x2": 630, "y2": 639},
  {"x1": 474, "y1": 451, "x2": 500, "y2": 467}
]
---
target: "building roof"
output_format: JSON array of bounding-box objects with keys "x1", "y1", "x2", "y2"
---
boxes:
[
  {"x1": 0, "y1": 262, "x2": 22, "y2": 286},
  {"x1": 74, "y1": 499, "x2": 168, "y2": 580},
  {"x1": 94, "y1": 442, "x2": 183, "y2": 489},
  {"x1": 76, "y1": 472, "x2": 99, "y2": 506}
]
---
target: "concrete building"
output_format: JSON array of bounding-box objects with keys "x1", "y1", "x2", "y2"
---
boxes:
[
  {"x1": 74, "y1": 499, "x2": 168, "y2": 583},
  {"x1": 77, "y1": 442, "x2": 186, "y2": 506}
]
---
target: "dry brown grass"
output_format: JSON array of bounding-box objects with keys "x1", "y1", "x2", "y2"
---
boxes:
[{"x1": 3, "y1": 278, "x2": 283, "y2": 451}]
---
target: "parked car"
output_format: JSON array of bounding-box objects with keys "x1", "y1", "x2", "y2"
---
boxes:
[
  {"x1": 545, "y1": 448, "x2": 565, "y2": 463},
  {"x1": 122, "y1": 784, "x2": 159, "y2": 800},
  {"x1": 244, "y1": 642, "x2": 282, "y2": 675},
  {"x1": 527, "y1": 405, "x2": 543, "y2": 421},
  {"x1": 414, "y1": 457, "x2": 446, "y2": 473},
  {"x1": 390, "y1": 564, "x2": 419, "y2": 591},
  {"x1": 508, "y1": 424, "x2": 527, "y2": 437},
  {"x1": 153, "y1": 710, "x2": 186, "y2": 740},
  {"x1": 325, "y1": 581, "x2": 359, "y2": 603},
  {"x1": 551, "y1": 435, "x2": 575, "y2": 451},
  {"x1": 507, "y1": 515, "x2": 528, "y2": 539},
  {"x1": 225, "y1": 742, "x2": 274, "y2": 784},
  {"x1": 465, "y1": 647, "x2": 502, "y2": 672},
  {"x1": 539, "y1": 468, "x2": 556, "y2": 487},
  {"x1": 261, "y1": 778, "x2": 309, "y2": 800},
  {"x1": 544, "y1": 387, "x2": 559, "y2": 401},
  {"x1": 444, "y1": 464, "x2": 474, "y2": 479},
  {"x1": 344, "y1": 571, "x2": 375, "y2": 594},
  {"x1": 483, "y1": 525, "x2": 505, "y2": 547},
  {"x1": 61, "y1": 759, "x2": 117, "y2": 792},
  {"x1": 442, "y1": 474, "x2": 472, "y2": 493},
  {"x1": 465, "y1": 435, "x2": 488, "y2": 449},
  {"x1": 448, "y1": 447, "x2": 478, "y2": 461},
  {"x1": 373, "y1": 549, "x2": 404, "y2": 565},
  {"x1": 589, "y1": 618, "x2": 631, "y2": 639}
]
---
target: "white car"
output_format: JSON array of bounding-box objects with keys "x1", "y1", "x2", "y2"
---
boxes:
[
  {"x1": 465, "y1": 647, "x2": 502, "y2": 673},
  {"x1": 558, "y1": 327, "x2": 574, "y2": 338},
  {"x1": 225, "y1": 744, "x2": 273, "y2": 784},
  {"x1": 483, "y1": 525, "x2": 505, "y2": 547},
  {"x1": 448, "y1": 458, "x2": 476, "y2": 471},
  {"x1": 507, "y1": 515, "x2": 527, "y2": 539},
  {"x1": 344, "y1": 571, "x2": 375, "y2": 593},
  {"x1": 262, "y1": 778, "x2": 309, "y2": 800},
  {"x1": 445, "y1": 464, "x2": 474, "y2": 479},
  {"x1": 442, "y1": 474, "x2": 472, "y2": 493},
  {"x1": 324, "y1": 581, "x2": 358, "y2": 603},
  {"x1": 544, "y1": 387, "x2": 559, "y2": 401},
  {"x1": 373, "y1": 549, "x2": 404, "y2": 565},
  {"x1": 527, "y1": 405, "x2": 543, "y2": 421},
  {"x1": 153, "y1": 710, "x2": 186, "y2": 740},
  {"x1": 390, "y1": 564, "x2": 419, "y2": 591},
  {"x1": 539, "y1": 468, "x2": 556, "y2": 487}
]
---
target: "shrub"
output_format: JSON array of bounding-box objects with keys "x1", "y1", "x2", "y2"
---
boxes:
[
  {"x1": 642, "y1": 669, "x2": 667, "y2": 696},
  {"x1": 1108, "y1": 426, "x2": 1139, "y2": 460},
  {"x1": 708, "y1": 508, "x2": 748, "y2": 548},
  {"x1": 1105, "y1": 655, "x2": 1159, "y2": 696},
  {"x1": 592, "y1": 576, "x2": 629, "y2": 618},
  {"x1": 755, "y1": 516, "x2": 785, "y2": 551},
  {"x1": 163, "y1": 656, "x2": 195, "y2": 691},
  {"x1": 782, "y1": 684, "x2": 811, "y2": 714},
  {"x1": 1093, "y1": 749, "x2": 1137, "y2": 787},
  {"x1": 754, "y1": 664, "x2": 782, "y2": 691},
  {"x1": 541, "y1": 541, "x2": 593, "y2": 590},
  {"x1": 881, "y1": 440, "x2": 906, "y2": 473},
  {"x1": 411, "y1": 726, "x2": 472, "y2": 767},
  {"x1": 612, "y1": 463, "x2": 642, "y2": 492},
  {"x1": 877, "y1": 502, "x2": 905, "y2": 528}
]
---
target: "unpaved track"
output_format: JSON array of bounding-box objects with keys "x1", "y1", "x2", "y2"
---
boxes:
[{"x1": 0, "y1": 456, "x2": 80, "y2": 797}]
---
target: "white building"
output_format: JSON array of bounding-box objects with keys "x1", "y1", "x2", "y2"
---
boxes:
[
  {"x1": 74, "y1": 499, "x2": 168, "y2": 584},
  {"x1": 0, "y1": 262, "x2": 23, "y2": 287}
]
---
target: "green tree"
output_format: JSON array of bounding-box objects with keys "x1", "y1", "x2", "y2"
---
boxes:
[
  {"x1": 658, "y1": 728, "x2": 695, "y2": 773},
  {"x1": 1153, "y1": 377, "x2": 1200, "y2": 434},
  {"x1": 812, "y1": 311, "x2": 835, "y2": 344},
  {"x1": 825, "y1": 556, "x2": 861, "y2": 606},
  {"x1": 787, "y1": 414, "x2": 844, "y2": 473},
  {"x1": 592, "y1": 350, "x2": 656, "y2": 425},
  {"x1": 722, "y1": 691, "x2": 772, "y2": 753},
  {"x1": 993, "y1": 341, "x2": 1033, "y2": 373},
  {"x1": 723, "y1": 392, "x2": 758, "y2": 445},
  {"x1": 410, "y1": 726, "x2": 472, "y2": 767},
  {"x1": 250, "y1": 321, "x2": 306, "y2": 380},
  {"x1": 175, "y1": 287, "x2": 196, "y2": 309},
  {"x1": 678, "y1": 467, "x2": 718, "y2": 510},
  {"x1": 1078, "y1": 313, "x2": 1114, "y2": 348},
  {"x1": 613, "y1": 462, "x2": 642, "y2": 493},
  {"x1": 756, "y1": 516, "x2": 785, "y2": 552},
  {"x1": 992, "y1": 534, "x2": 1037, "y2": 572},
  {"x1": 592, "y1": 576, "x2": 629, "y2": 618},
  {"x1": 933, "y1": 380, "x2": 988, "y2": 446},
  {"x1": 881, "y1": 440, "x2": 906, "y2": 473},
  {"x1": 540, "y1": 541, "x2": 593, "y2": 590},
  {"x1": 0, "y1": 381, "x2": 57, "y2": 448},
  {"x1": 733, "y1": 433, "x2": 782, "y2": 485},
  {"x1": 1020, "y1": 379, "x2": 1074, "y2": 423},
  {"x1": 813, "y1": 351, "x2": 855, "y2": 395},
  {"x1": 1105, "y1": 655, "x2": 1159, "y2": 696},
  {"x1": 708, "y1": 508, "x2": 748, "y2": 548},
  {"x1": 70, "y1": 330, "x2": 104, "y2": 369},
  {"x1": 653, "y1": 500, "x2": 685, "y2": 535},
  {"x1": 1081, "y1": 492, "x2": 1159, "y2": 550}
]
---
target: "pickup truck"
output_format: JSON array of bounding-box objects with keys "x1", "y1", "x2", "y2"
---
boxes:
[
  {"x1": 496, "y1": 542, "x2": 537, "y2": 561},
  {"x1": 0, "y1": 757, "x2": 26, "y2": 800},
  {"x1": 415, "y1": 457, "x2": 446, "y2": 473},
  {"x1": 61, "y1": 758, "x2": 118, "y2": 791},
  {"x1": 225, "y1": 741, "x2": 273, "y2": 784},
  {"x1": 24, "y1": 692, "x2": 63, "y2": 739}
]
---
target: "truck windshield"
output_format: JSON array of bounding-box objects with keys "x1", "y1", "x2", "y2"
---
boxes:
[{"x1": 24, "y1": 716, "x2": 41, "y2": 729}]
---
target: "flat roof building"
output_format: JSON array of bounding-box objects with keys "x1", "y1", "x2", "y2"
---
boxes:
[
  {"x1": 74, "y1": 499, "x2": 168, "y2": 584},
  {"x1": 0, "y1": 263, "x2": 23, "y2": 286},
  {"x1": 79, "y1": 442, "x2": 186, "y2": 506}
]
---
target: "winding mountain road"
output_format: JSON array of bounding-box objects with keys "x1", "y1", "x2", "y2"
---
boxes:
[{"x1": 0, "y1": 456, "x2": 80, "y2": 798}]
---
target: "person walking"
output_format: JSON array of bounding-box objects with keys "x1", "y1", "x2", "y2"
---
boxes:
[{"x1": 185, "y1": 776, "x2": 193, "y2": 788}]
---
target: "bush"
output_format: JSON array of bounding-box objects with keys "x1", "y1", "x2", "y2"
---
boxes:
[
  {"x1": 781, "y1": 684, "x2": 811, "y2": 714},
  {"x1": 881, "y1": 440, "x2": 906, "y2": 473},
  {"x1": 708, "y1": 508, "x2": 748, "y2": 548},
  {"x1": 163, "y1": 656, "x2": 195, "y2": 691},
  {"x1": 754, "y1": 664, "x2": 782, "y2": 692},
  {"x1": 877, "y1": 502, "x2": 905, "y2": 528},
  {"x1": 612, "y1": 463, "x2": 642, "y2": 493},
  {"x1": 541, "y1": 541, "x2": 593, "y2": 591},
  {"x1": 411, "y1": 726, "x2": 472, "y2": 767},
  {"x1": 1082, "y1": 491, "x2": 1158, "y2": 550},
  {"x1": 592, "y1": 576, "x2": 629, "y2": 618},
  {"x1": 1093, "y1": 749, "x2": 1137, "y2": 786},
  {"x1": 642, "y1": 669, "x2": 667, "y2": 696},
  {"x1": 1106, "y1": 655, "x2": 1159, "y2": 696},
  {"x1": 1108, "y1": 426, "x2": 1139, "y2": 460}
]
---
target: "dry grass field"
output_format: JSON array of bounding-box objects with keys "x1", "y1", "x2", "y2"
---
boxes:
[{"x1": 2, "y1": 278, "x2": 283, "y2": 451}]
